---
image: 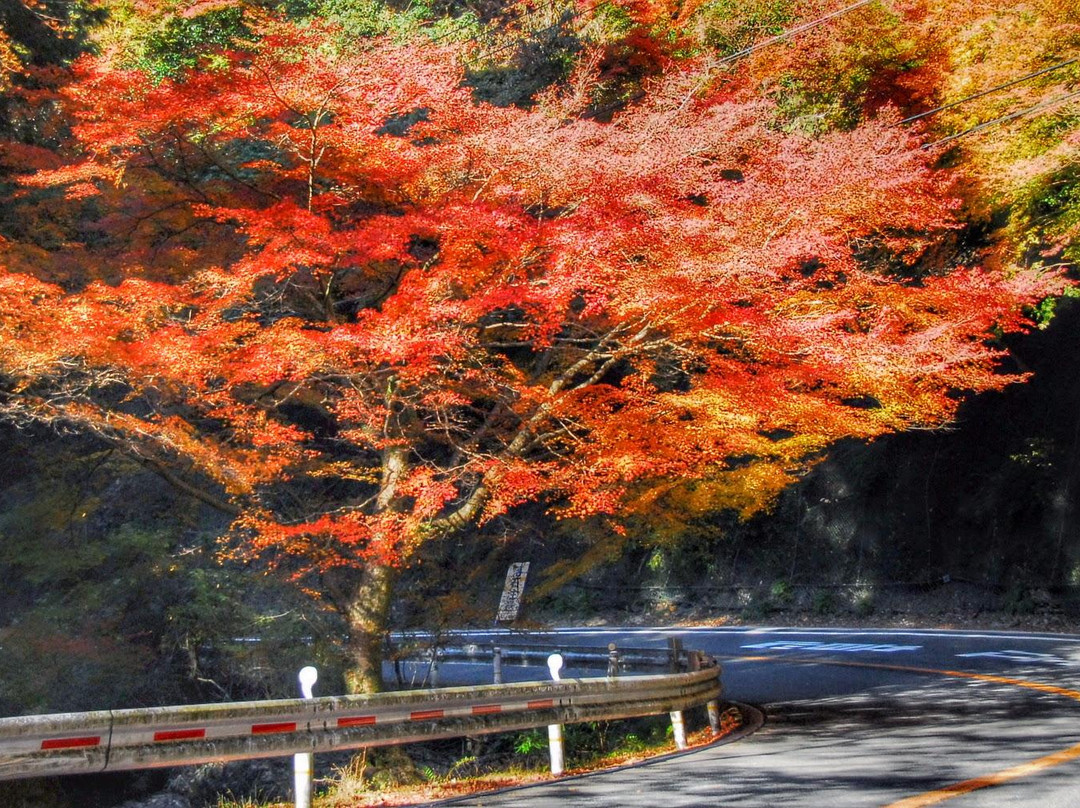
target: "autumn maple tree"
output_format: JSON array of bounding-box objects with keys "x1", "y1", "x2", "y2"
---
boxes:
[{"x1": 0, "y1": 7, "x2": 1065, "y2": 692}]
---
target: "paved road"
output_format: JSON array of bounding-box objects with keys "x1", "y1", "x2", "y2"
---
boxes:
[{"x1": 430, "y1": 626, "x2": 1080, "y2": 807}]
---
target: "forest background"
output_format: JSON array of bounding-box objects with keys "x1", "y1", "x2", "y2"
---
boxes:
[{"x1": 0, "y1": 0, "x2": 1077, "y2": 725}]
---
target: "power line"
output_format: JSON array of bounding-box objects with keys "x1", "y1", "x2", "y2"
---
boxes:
[
  {"x1": 468, "y1": 0, "x2": 876, "y2": 66},
  {"x1": 659, "y1": 0, "x2": 880, "y2": 110},
  {"x1": 715, "y1": 0, "x2": 876, "y2": 66},
  {"x1": 411, "y1": 0, "x2": 1080, "y2": 155},
  {"x1": 923, "y1": 87, "x2": 1080, "y2": 149},
  {"x1": 901, "y1": 58, "x2": 1078, "y2": 124}
]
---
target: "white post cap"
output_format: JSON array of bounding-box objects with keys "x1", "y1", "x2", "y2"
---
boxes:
[
  {"x1": 298, "y1": 666, "x2": 319, "y2": 699},
  {"x1": 547, "y1": 653, "x2": 564, "y2": 681}
]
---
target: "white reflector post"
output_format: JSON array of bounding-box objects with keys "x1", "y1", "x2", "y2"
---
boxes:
[
  {"x1": 707, "y1": 700, "x2": 722, "y2": 734},
  {"x1": 295, "y1": 667, "x2": 318, "y2": 808},
  {"x1": 546, "y1": 653, "x2": 565, "y2": 775},
  {"x1": 298, "y1": 667, "x2": 318, "y2": 700},
  {"x1": 548, "y1": 722, "x2": 565, "y2": 775},
  {"x1": 671, "y1": 710, "x2": 687, "y2": 750},
  {"x1": 547, "y1": 654, "x2": 564, "y2": 682}
]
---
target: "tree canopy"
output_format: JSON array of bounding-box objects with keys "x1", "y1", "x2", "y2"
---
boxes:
[{"x1": 0, "y1": 0, "x2": 1074, "y2": 690}]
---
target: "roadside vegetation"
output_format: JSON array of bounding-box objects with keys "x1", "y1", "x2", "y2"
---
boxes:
[{"x1": 206, "y1": 710, "x2": 741, "y2": 808}]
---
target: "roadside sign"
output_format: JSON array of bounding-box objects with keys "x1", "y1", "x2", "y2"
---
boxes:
[{"x1": 496, "y1": 562, "x2": 530, "y2": 622}]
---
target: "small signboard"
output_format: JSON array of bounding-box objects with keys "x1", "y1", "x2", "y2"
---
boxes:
[{"x1": 496, "y1": 562, "x2": 530, "y2": 623}]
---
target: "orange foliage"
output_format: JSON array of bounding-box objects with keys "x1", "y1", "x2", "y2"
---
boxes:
[{"x1": 0, "y1": 15, "x2": 1063, "y2": 585}]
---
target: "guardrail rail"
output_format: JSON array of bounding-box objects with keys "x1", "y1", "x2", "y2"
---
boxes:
[{"x1": 0, "y1": 646, "x2": 723, "y2": 782}]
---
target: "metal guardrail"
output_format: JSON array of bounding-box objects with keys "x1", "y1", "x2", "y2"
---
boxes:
[
  {"x1": 426, "y1": 641, "x2": 708, "y2": 670},
  {"x1": 0, "y1": 661, "x2": 722, "y2": 782},
  {"x1": 392, "y1": 638, "x2": 711, "y2": 687}
]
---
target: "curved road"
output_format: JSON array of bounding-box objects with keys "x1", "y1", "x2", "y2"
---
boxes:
[{"x1": 436, "y1": 626, "x2": 1080, "y2": 807}]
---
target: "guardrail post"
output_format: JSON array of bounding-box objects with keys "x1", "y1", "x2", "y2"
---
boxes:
[
  {"x1": 607, "y1": 643, "x2": 620, "y2": 677},
  {"x1": 548, "y1": 723, "x2": 565, "y2": 775},
  {"x1": 547, "y1": 653, "x2": 565, "y2": 776},
  {"x1": 670, "y1": 709, "x2": 687, "y2": 751},
  {"x1": 429, "y1": 647, "x2": 440, "y2": 688},
  {"x1": 493, "y1": 646, "x2": 503, "y2": 684},
  {"x1": 707, "y1": 700, "x2": 722, "y2": 734},
  {"x1": 294, "y1": 666, "x2": 318, "y2": 808},
  {"x1": 668, "y1": 637, "x2": 683, "y2": 672}
]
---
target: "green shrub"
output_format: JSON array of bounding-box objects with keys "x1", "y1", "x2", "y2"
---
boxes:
[
  {"x1": 1003, "y1": 582, "x2": 1035, "y2": 615},
  {"x1": 770, "y1": 579, "x2": 794, "y2": 606},
  {"x1": 513, "y1": 728, "x2": 548, "y2": 756},
  {"x1": 812, "y1": 588, "x2": 837, "y2": 615},
  {"x1": 141, "y1": 7, "x2": 252, "y2": 80}
]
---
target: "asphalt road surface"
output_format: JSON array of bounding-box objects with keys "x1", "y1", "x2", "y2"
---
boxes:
[{"x1": 429, "y1": 626, "x2": 1080, "y2": 807}]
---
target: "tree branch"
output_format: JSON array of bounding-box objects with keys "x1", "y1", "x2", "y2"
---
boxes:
[{"x1": 134, "y1": 454, "x2": 242, "y2": 516}]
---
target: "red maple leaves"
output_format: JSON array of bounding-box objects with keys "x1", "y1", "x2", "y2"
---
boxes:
[{"x1": 0, "y1": 15, "x2": 1063, "y2": 581}]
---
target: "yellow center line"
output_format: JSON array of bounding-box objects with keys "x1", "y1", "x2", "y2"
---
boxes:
[
  {"x1": 732, "y1": 654, "x2": 1080, "y2": 806},
  {"x1": 886, "y1": 742, "x2": 1080, "y2": 806}
]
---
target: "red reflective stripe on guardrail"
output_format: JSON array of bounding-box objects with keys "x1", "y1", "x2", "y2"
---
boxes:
[
  {"x1": 153, "y1": 729, "x2": 206, "y2": 742},
  {"x1": 251, "y1": 722, "x2": 297, "y2": 735},
  {"x1": 0, "y1": 650, "x2": 721, "y2": 783},
  {"x1": 41, "y1": 736, "x2": 101, "y2": 750},
  {"x1": 410, "y1": 709, "x2": 444, "y2": 721},
  {"x1": 337, "y1": 716, "x2": 376, "y2": 727}
]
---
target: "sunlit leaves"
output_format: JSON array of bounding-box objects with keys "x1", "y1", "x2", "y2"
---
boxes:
[{"x1": 0, "y1": 11, "x2": 1064, "y2": 588}]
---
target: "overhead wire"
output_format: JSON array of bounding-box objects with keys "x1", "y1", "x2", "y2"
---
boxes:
[
  {"x1": 714, "y1": 0, "x2": 876, "y2": 66},
  {"x1": 653, "y1": 0, "x2": 878, "y2": 107},
  {"x1": 704, "y1": 2, "x2": 1078, "y2": 149},
  {"x1": 415, "y1": 0, "x2": 1077, "y2": 150},
  {"x1": 901, "y1": 58, "x2": 1078, "y2": 124},
  {"x1": 703, "y1": 5, "x2": 1078, "y2": 147},
  {"x1": 923, "y1": 87, "x2": 1080, "y2": 149},
  {"x1": 433, "y1": 0, "x2": 879, "y2": 65}
]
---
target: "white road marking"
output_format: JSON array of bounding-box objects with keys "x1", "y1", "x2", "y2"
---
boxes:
[
  {"x1": 955, "y1": 650, "x2": 1069, "y2": 664},
  {"x1": 438, "y1": 627, "x2": 1080, "y2": 643},
  {"x1": 741, "y1": 641, "x2": 922, "y2": 654}
]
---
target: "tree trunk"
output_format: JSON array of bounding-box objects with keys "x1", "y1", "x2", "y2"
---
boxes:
[
  {"x1": 342, "y1": 561, "x2": 396, "y2": 694},
  {"x1": 338, "y1": 445, "x2": 407, "y2": 693},
  {"x1": 334, "y1": 446, "x2": 490, "y2": 694}
]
